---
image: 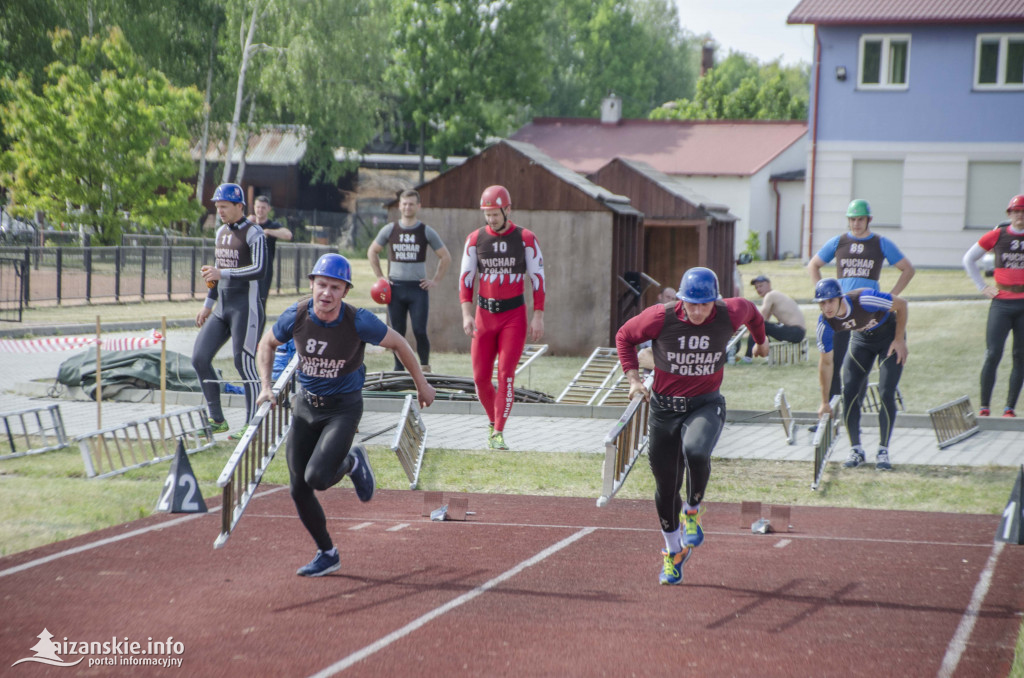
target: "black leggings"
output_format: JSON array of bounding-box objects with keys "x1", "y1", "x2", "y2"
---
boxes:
[
  {"x1": 388, "y1": 280, "x2": 430, "y2": 369},
  {"x1": 191, "y1": 287, "x2": 264, "y2": 424},
  {"x1": 842, "y1": 319, "x2": 903, "y2": 449},
  {"x1": 287, "y1": 393, "x2": 362, "y2": 551},
  {"x1": 647, "y1": 392, "x2": 726, "y2": 533},
  {"x1": 746, "y1": 322, "x2": 806, "y2": 357},
  {"x1": 980, "y1": 298, "x2": 1024, "y2": 410}
]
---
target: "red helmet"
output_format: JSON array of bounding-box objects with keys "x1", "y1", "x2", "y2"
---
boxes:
[
  {"x1": 370, "y1": 278, "x2": 391, "y2": 305},
  {"x1": 1008, "y1": 195, "x2": 1024, "y2": 212},
  {"x1": 480, "y1": 185, "x2": 511, "y2": 210}
]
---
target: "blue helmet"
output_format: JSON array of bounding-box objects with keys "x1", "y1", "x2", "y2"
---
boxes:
[
  {"x1": 677, "y1": 267, "x2": 719, "y2": 304},
  {"x1": 814, "y1": 278, "x2": 842, "y2": 301},
  {"x1": 212, "y1": 183, "x2": 245, "y2": 204},
  {"x1": 308, "y1": 253, "x2": 353, "y2": 286}
]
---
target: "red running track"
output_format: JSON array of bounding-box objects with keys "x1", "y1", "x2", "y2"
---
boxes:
[{"x1": 1, "y1": 487, "x2": 1021, "y2": 677}]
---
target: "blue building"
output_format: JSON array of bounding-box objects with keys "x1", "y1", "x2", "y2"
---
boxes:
[{"x1": 789, "y1": 0, "x2": 1024, "y2": 266}]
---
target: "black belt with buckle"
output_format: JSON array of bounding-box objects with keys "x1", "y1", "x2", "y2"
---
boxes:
[
  {"x1": 478, "y1": 294, "x2": 524, "y2": 314},
  {"x1": 300, "y1": 389, "x2": 341, "y2": 409},
  {"x1": 652, "y1": 393, "x2": 691, "y2": 413}
]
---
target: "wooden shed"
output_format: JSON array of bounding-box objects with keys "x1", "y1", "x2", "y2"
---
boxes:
[
  {"x1": 588, "y1": 158, "x2": 739, "y2": 301},
  {"x1": 385, "y1": 140, "x2": 643, "y2": 355}
]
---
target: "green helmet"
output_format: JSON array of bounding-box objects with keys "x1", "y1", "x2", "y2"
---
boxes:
[{"x1": 846, "y1": 199, "x2": 871, "y2": 218}]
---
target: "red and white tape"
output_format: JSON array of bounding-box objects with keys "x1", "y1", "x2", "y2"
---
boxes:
[{"x1": 0, "y1": 330, "x2": 164, "y2": 353}]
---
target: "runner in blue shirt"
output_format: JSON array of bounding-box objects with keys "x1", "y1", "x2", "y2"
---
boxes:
[
  {"x1": 255, "y1": 253, "x2": 435, "y2": 577},
  {"x1": 814, "y1": 278, "x2": 909, "y2": 471},
  {"x1": 808, "y1": 199, "x2": 915, "y2": 402}
]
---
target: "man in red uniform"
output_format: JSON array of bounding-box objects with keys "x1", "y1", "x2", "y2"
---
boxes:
[
  {"x1": 963, "y1": 194, "x2": 1024, "y2": 418},
  {"x1": 617, "y1": 267, "x2": 768, "y2": 585},
  {"x1": 459, "y1": 185, "x2": 545, "y2": 450}
]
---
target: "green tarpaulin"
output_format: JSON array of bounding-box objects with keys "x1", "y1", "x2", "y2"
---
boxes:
[{"x1": 57, "y1": 348, "x2": 208, "y2": 400}]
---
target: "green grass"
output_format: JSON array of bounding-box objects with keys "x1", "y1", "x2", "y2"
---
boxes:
[{"x1": 1, "y1": 439, "x2": 1018, "y2": 556}]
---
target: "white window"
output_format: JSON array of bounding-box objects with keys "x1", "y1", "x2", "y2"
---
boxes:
[
  {"x1": 966, "y1": 162, "x2": 1023, "y2": 228},
  {"x1": 852, "y1": 160, "x2": 903, "y2": 227},
  {"x1": 975, "y1": 34, "x2": 1024, "y2": 90},
  {"x1": 858, "y1": 34, "x2": 911, "y2": 89}
]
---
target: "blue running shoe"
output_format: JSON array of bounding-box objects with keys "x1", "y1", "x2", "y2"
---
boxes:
[
  {"x1": 682, "y1": 506, "x2": 705, "y2": 548},
  {"x1": 659, "y1": 548, "x2": 692, "y2": 585},
  {"x1": 296, "y1": 549, "x2": 340, "y2": 577},
  {"x1": 348, "y1": 445, "x2": 375, "y2": 502}
]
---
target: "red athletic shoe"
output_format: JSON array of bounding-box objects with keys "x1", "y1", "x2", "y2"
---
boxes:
[
  {"x1": 978, "y1": 408, "x2": 990, "y2": 417},
  {"x1": 1004, "y1": 408, "x2": 1016, "y2": 418}
]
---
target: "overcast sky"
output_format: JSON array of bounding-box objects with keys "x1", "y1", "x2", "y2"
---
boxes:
[{"x1": 674, "y1": 0, "x2": 815, "y2": 67}]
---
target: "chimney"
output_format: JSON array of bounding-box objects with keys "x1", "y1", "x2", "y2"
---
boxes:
[
  {"x1": 600, "y1": 93, "x2": 622, "y2": 125},
  {"x1": 701, "y1": 41, "x2": 715, "y2": 77}
]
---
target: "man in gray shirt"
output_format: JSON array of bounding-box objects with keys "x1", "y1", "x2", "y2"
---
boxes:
[{"x1": 368, "y1": 189, "x2": 451, "y2": 372}]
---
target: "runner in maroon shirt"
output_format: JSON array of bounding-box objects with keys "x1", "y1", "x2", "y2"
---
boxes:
[
  {"x1": 617, "y1": 267, "x2": 768, "y2": 585},
  {"x1": 459, "y1": 185, "x2": 545, "y2": 450}
]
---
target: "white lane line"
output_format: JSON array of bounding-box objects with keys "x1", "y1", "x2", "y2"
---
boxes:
[
  {"x1": 348, "y1": 522, "x2": 374, "y2": 531},
  {"x1": 936, "y1": 541, "x2": 1004, "y2": 678},
  {"x1": 386, "y1": 524, "x2": 409, "y2": 532},
  {"x1": 774, "y1": 539, "x2": 792, "y2": 548},
  {"x1": 307, "y1": 527, "x2": 596, "y2": 678},
  {"x1": 0, "y1": 486, "x2": 287, "y2": 579}
]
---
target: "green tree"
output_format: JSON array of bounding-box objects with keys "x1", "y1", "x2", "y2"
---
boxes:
[
  {"x1": 649, "y1": 52, "x2": 809, "y2": 122},
  {"x1": 386, "y1": 0, "x2": 550, "y2": 178},
  {"x1": 0, "y1": 28, "x2": 203, "y2": 243},
  {"x1": 214, "y1": 0, "x2": 390, "y2": 186},
  {"x1": 539, "y1": 0, "x2": 697, "y2": 119}
]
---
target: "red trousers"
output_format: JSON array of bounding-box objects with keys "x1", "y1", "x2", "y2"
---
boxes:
[{"x1": 471, "y1": 306, "x2": 527, "y2": 432}]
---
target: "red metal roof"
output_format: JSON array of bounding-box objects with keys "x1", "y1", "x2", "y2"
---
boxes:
[
  {"x1": 788, "y1": 0, "x2": 1024, "y2": 25},
  {"x1": 509, "y1": 119, "x2": 807, "y2": 177}
]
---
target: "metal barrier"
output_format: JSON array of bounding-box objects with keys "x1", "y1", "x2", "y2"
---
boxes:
[
  {"x1": 214, "y1": 357, "x2": 298, "y2": 549},
  {"x1": 0, "y1": 404, "x2": 69, "y2": 460},
  {"x1": 726, "y1": 326, "x2": 748, "y2": 361},
  {"x1": 391, "y1": 394, "x2": 428, "y2": 490},
  {"x1": 774, "y1": 388, "x2": 797, "y2": 444},
  {"x1": 492, "y1": 343, "x2": 549, "y2": 383},
  {"x1": 768, "y1": 338, "x2": 809, "y2": 366},
  {"x1": 927, "y1": 396, "x2": 980, "y2": 449},
  {"x1": 557, "y1": 347, "x2": 630, "y2": 406},
  {"x1": 597, "y1": 374, "x2": 653, "y2": 507},
  {"x1": 77, "y1": 406, "x2": 214, "y2": 479},
  {"x1": 811, "y1": 395, "x2": 842, "y2": 491},
  {"x1": 862, "y1": 382, "x2": 905, "y2": 413}
]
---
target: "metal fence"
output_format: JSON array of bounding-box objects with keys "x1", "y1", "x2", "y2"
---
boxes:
[
  {"x1": 0, "y1": 257, "x2": 26, "y2": 322},
  {"x1": 0, "y1": 242, "x2": 332, "y2": 308}
]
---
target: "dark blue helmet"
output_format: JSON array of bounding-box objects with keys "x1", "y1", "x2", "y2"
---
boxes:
[
  {"x1": 212, "y1": 183, "x2": 245, "y2": 204},
  {"x1": 309, "y1": 253, "x2": 353, "y2": 286},
  {"x1": 814, "y1": 278, "x2": 842, "y2": 302},
  {"x1": 677, "y1": 267, "x2": 719, "y2": 304}
]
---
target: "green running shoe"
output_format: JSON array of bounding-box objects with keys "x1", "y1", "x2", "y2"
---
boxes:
[
  {"x1": 488, "y1": 431, "x2": 509, "y2": 450},
  {"x1": 208, "y1": 418, "x2": 229, "y2": 434}
]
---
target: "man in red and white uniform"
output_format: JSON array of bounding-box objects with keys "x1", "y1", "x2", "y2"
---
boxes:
[
  {"x1": 459, "y1": 185, "x2": 545, "y2": 450},
  {"x1": 963, "y1": 194, "x2": 1024, "y2": 418},
  {"x1": 617, "y1": 267, "x2": 767, "y2": 585}
]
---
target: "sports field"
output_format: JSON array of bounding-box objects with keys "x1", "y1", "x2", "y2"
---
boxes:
[{"x1": 2, "y1": 488, "x2": 1022, "y2": 677}]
